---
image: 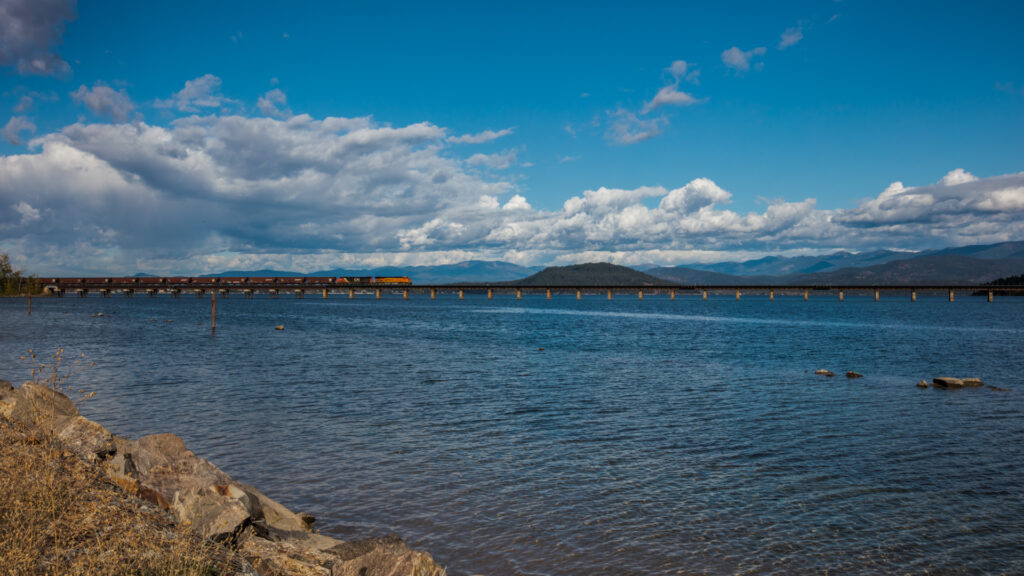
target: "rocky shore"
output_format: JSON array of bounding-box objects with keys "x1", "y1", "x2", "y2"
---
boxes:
[{"x1": 0, "y1": 378, "x2": 446, "y2": 576}]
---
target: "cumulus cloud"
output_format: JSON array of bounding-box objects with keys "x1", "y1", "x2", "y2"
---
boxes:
[
  {"x1": 449, "y1": 127, "x2": 515, "y2": 144},
  {"x1": 0, "y1": 0, "x2": 76, "y2": 76},
  {"x1": 642, "y1": 84, "x2": 699, "y2": 114},
  {"x1": 606, "y1": 108, "x2": 667, "y2": 145},
  {"x1": 2, "y1": 115, "x2": 35, "y2": 145},
  {"x1": 154, "y1": 74, "x2": 230, "y2": 112},
  {"x1": 778, "y1": 26, "x2": 803, "y2": 49},
  {"x1": 71, "y1": 83, "x2": 137, "y2": 122},
  {"x1": 3, "y1": 90, "x2": 1023, "y2": 273},
  {"x1": 721, "y1": 46, "x2": 766, "y2": 72},
  {"x1": 257, "y1": 88, "x2": 291, "y2": 118}
]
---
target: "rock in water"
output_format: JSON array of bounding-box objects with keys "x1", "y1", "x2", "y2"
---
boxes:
[
  {"x1": 274, "y1": 325, "x2": 284, "y2": 331},
  {"x1": 846, "y1": 371, "x2": 864, "y2": 379},
  {"x1": 814, "y1": 369, "x2": 835, "y2": 377},
  {"x1": 916, "y1": 380, "x2": 929, "y2": 388},
  {"x1": 961, "y1": 377, "x2": 983, "y2": 387},
  {"x1": 933, "y1": 377, "x2": 964, "y2": 388}
]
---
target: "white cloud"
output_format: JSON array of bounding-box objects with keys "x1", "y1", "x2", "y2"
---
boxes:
[
  {"x1": 154, "y1": 74, "x2": 230, "y2": 112},
  {"x1": 449, "y1": 127, "x2": 515, "y2": 144},
  {"x1": 606, "y1": 108, "x2": 667, "y2": 145},
  {"x1": 778, "y1": 26, "x2": 803, "y2": 50},
  {"x1": 502, "y1": 194, "x2": 531, "y2": 211},
  {"x1": 3, "y1": 115, "x2": 36, "y2": 145},
  {"x1": 466, "y1": 149, "x2": 517, "y2": 170},
  {"x1": 641, "y1": 84, "x2": 699, "y2": 114},
  {"x1": 668, "y1": 60, "x2": 688, "y2": 80},
  {"x1": 71, "y1": 83, "x2": 137, "y2": 122},
  {"x1": 13, "y1": 201, "x2": 40, "y2": 223},
  {"x1": 0, "y1": 0, "x2": 76, "y2": 76},
  {"x1": 257, "y1": 88, "x2": 291, "y2": 119},
  {"x1": 721, "y1": 46, "x2": 767, "y2": 72}
]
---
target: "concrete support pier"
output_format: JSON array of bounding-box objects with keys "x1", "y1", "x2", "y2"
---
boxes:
[
  {"x1": 702, "y1": 290, "x2": 708, "y2": 301},
  {"x1": 874, "y1": 289, "x2": 879, "y2": 302},
  {"x1": 989, "y1": 290, "x2": 994, "y2": 303},
  {"x1": 607, "y1": 289, "x2": 613, "y2": 300},
  {"x1": 803, "y1": 289, "x2": 808, "y2": 301},
  {"x1": 323, "y1": 288, "x2": 329, "y2": 299},
  {"x1": 294, "y1": 290, "x2": 304, "y2": 298},
  {"x1": 243, "y1": 289, "x2": 254, "y2": 299},
  {"x1": 375, "y1": 288, "x2": 382, "y2": 299},
  {"x1": 100, "y1": 289, "x2": 110, "y2": 298},
  {"x1": 911, "y1": 289, "x2": 917, "y2": 302},
  {"x1": 430, "y1": 288, "x2": 437, "y2": 299},
  {"x1": 736, "y1": 289, "x2": 741, "y2": 301},
  {"x1": 269, "y1": 289, "x2": 278, "y2": 298},
  {"x1": 403, "y1": 289, "x2": 409, "y2": 299},
  {"x1": 194, "y1": 289, "x2": 204, "y2": 298},
  {"x1": 487, "y1": 288, "x2": 493, "y2": 299},
  {"x1": 516, "y1": 289, "x2": 522, "y2": 300},
  {"x1": 146, "y1": 289, "x2": 157, "y2": 297},
  {"x1": 949, "y1": 289, "x2": 955, "y2": 302},
  {"x1": 769, "y1": 289, "x2": 774, "y2": 301},
  {"x1": 459, "y1": 289, "x2": 464, "y2": 300},
  {"x1": 638, "y1": 290, "x2": 643, "y2": 300},
  {"x1": 546, "y1": 289, "x2": 551, "y2": 300},
  {"x1": 349, "y1": 288, "x2": 355, "y2": 299},
  {"x1": 839, "y1": 290, "x2": 844, "y2": 302},
  {"x1": 670, "y1": 289, "x2": 676, "y2": 300},
  {"x1": 576, "y1": 289, "x2": 582, "y2": 300}
]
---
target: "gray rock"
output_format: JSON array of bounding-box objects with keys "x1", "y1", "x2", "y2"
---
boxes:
[
  {"x1": 9, "y1": 381, "x2": 79, "y2": 433},
  {"x1": 932, "y1": 377, "x2": 964, "y2": 389},
  {"x1": 814, "y1": 369, "x2": 835, "y2": 377},
  {"x1": 962, "y1": 377, "x2": 983, "y2": 387},
  {"x1": 846, "y1": 371, "x2": 864, "y2": 379},
  {"x1": 172, "y1": 486, "x2": 252, "y2": 544},
  {"x1": 917, "y1": 380, "x2": 929, "y2": 388},
  {"x1": 128, "y1": 433, "x2": 232, "y2": 500}
]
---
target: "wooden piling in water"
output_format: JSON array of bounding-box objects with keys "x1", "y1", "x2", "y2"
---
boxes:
[{"x1": 27, "y1": 294, "x2": 31, "y2": 316}]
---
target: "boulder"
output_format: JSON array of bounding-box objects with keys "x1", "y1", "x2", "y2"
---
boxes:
[
  {"x1": 127, "y1": 433, "x2": 232, "y2": 500},
  {"x1": 846, "y1": 371, "x2": 864, "y2": 379},
  {"x1": 236, "y1": 482, "x2": 313, "y2": 535},
  {"x1": 814, "y1": 369, "x2": 835, "y2": 377},
  {"x1": 916, "y1": 380, "x2": 929, "y2": 388},
  {"x1": 172, "y1": 486, "x2": 252, "y2": 544},
  {"x1": 961, "y1": 377, "x2": 983, "y2": 387},
  {"x1": 56, "y1": 415, "x2": 115, "y2": 461},
  {"x1": 9, "y1": 381, "x2": 79, "y2": 433},
  {"x1": 986, "y1": 385, "x2": 1010, "y2": 392},
  {"x1": 932, "y1": 377, "x2": 964, "y2": 389},
  {"x1": 328, "y1": 535, "x2": 446, "y2": 576}
]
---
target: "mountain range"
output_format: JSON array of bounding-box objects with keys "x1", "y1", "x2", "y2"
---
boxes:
[{"x1": 186, "y1": 241, "x2": 1024, "y2": 285}]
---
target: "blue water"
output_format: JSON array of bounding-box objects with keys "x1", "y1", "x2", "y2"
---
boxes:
[{"x1": 2, "y1": 293, "x2": 1022, "y2": 575}]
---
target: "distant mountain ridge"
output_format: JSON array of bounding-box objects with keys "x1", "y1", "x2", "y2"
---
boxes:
[{"x1": 507, "y1": 263, "x2": 674, "y2": 286}]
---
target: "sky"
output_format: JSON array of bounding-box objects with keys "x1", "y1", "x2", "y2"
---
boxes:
[{"x1": 1, "y1": 0, "x2": 1023, "y2": 275}]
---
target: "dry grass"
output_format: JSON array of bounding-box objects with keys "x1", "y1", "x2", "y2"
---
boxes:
[{"x1": 0, "y1": 350, "x2": 241, "y2": 576}]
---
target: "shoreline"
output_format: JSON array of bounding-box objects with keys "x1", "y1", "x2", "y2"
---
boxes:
[{"x1": 0, "y1": 377, "x2": 446, "y2": 576}]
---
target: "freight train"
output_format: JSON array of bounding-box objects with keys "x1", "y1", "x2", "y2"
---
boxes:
[{"x1": 43, "y1": 276, "x2": 413, "y2": 286}]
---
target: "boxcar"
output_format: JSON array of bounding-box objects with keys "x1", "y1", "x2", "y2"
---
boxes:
[
  {"x1": 374, "y1": 276, "x2": 412, "y2": 285},
  {"x1": 336, "y1": 277, "x2": 373, "y2": 284},
  {"x1": 304, "y1": 277, "x2": 335, "y2": 284}
]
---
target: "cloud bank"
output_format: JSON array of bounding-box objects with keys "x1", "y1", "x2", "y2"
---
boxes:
[
  {"x1": 2, "y1": 78, "x2": 1023, "y2": 274},
  {"x1": 0, "y1": 0, "x2": 77, "y2": 77}
]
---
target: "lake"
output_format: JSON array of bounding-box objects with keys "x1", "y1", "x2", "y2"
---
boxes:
[{"x1": 2, "y1": 292, "x2": 1022, "y2": 575}]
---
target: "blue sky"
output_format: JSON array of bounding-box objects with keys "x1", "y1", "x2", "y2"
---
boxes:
[{"x1": 1, "y1": 0, "x2": 1023, "y2": 274}]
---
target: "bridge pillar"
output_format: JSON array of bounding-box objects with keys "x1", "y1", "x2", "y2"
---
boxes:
[
  {"x1": 516, "y1": 289, "x2": 522, "y2": 300},
  {"x1": 403, "y1": 289, "x2": 409, "y2": 299},
  {"x1": 576, "y1": 289, "x2": 581, "y2": 300},
  {"x1": 638, "y1": 290, "x2": 643, "y2": 300},
  {"x1": 949, "y1": 289, "x2": 955, "y2": 302},
  {"x1": 838, "y1": 290, "x2": 844, "y2": 302},
  {"x1": 702, "y1": 290, "x2": 707, "y2": 301},
  {"x1": 487, "y1": 288, "x2": 493, "y2": 299},
  {"x1": 269, "y1": 289, "x2": 277, "y2": 298},
  {"x1": 323, "y1": 288, "x2": 329, "y2": 299},
  {"x1": 101, "y1": 289, "x2": 110, "y2": 298},
  {"x1": 219, "y1": 289, "x2": 229, "y2": 298},
  {"x1": 803, "y1": 289, "x2": 808, "y2": 301},
  {"x1": 244, "y1": 289, "x2": 253, "y2": 299},
  {"x1": 349, "y1": 288, "x2": 355, "y2": 299},
  {"x1": 77, "y1": 289, "x2": 87, "y2": 298},
  {"x1": 194, "y1": 289, "x2": 204, "y2": 298},
  {"x1": 125, "y1": 289, "x2": 133, "y2": 298},
  {"x1": 911, "y1": 289, "x2": 917, "y2": 302},
  {"x1": 546, "y1": 289, "x2": 551, "y2": 300},
  {"x1": 295, "y1": 290, "x2": 304, "y2": 298},
  {"x1": 769, "y1": 289, "x2": 774, "y2": 301},
  {"x1": 607, "y1": 289, "x2": 612, "y2": 300},
  {"x1": 988, "y1": 290, "x2": 994, "y2": 303},
  {"x1": 459, "y1": 289, "x2": 464, "y2": 300},
  {"x1": 375, "y1": 288, "x2": 382, "y2": 299},
  {"x1": 146, "y1": 289, "x2": 157, "y2": 297},
  {"x1": 874, "y1": 289, "x2": 879, "y2": 302},
  {"x1": 171, "y1": 288, "x2": 181, "y2": 298},
  {"x1": 430, "y1": 288, "x2": 437, "y2": 299},
  {"x1": 670, "y1": 289, "x2": 676, "y2": 300},
  {"x1": 736, "y1": 289, "x2": 741, "y2": 301}
]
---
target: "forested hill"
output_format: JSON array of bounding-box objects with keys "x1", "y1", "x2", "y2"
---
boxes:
[{"x1": 509, "y1": 263, "x2": 674, "y2": 286}]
